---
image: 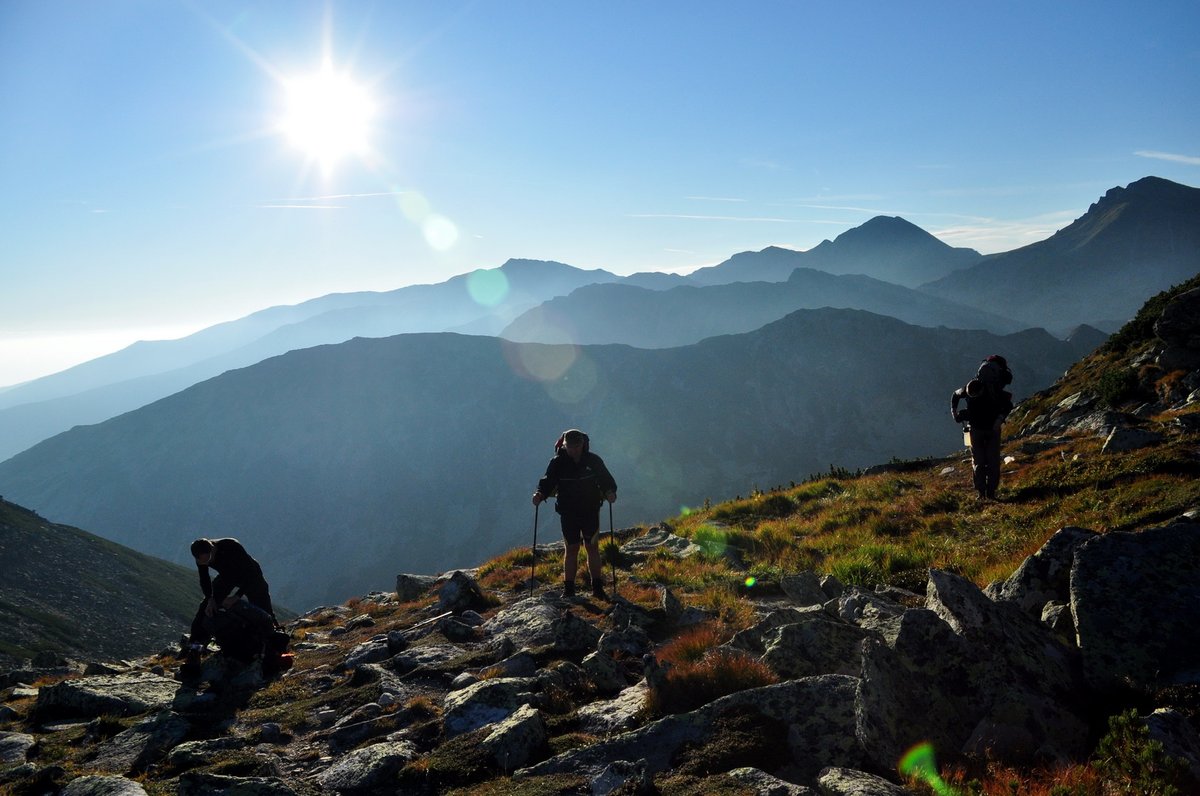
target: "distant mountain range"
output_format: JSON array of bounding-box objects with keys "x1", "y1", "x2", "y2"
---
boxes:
[
  {"x1": 0, "y1": 497, "x2": 196, "y2": 667},
  {"x1": 500, "y1": 268, "x2": 1024, "y2": 347},
  {"x1": 0, "y1": 309, "x2": 1098, "y2": 609},
  {"x1": 922, "y1": 177, "x2": 1200, "y2": 330},
  {"x1": 688, "y1": 216, "x2": 982, "y2": 287},
  {"x1": 0, "y1": 259, "x2": 622, "y2": 461}
]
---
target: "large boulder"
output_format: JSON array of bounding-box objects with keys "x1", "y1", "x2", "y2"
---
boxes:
[
  {"x1": 60, "y1": 776, "x2": 149, "y2": 796},
  {"x1": 760, "y1": 616, "x2": 876, "y2": 679},
  {"x1": 90, "y1": 711, "x2": 191, "y2": 774},
  {"x1": 0, "y1": 732, "x2": 36, "y2": 765},
  {"x1": 316, "y1": 740, "x2": 419, "y2": 792},
  {"x1": 520, "y1": 676, "x2": 861, "y2": 783},
  {"x1": 480, "y1": 703, "x2": 547, "y2": 771},
  {"x1": 35, "y1": 673, "x2": 179, "y2": 719},
  {"x1": 1072, "y1": 518, "x2": 1200, "y2": 692},
  {"x1": 442, "y1": 677, "x2": 539, "y2": 737},
  {"x1": 988, "y1": 526, "x2": 1098, "y2": 618}
]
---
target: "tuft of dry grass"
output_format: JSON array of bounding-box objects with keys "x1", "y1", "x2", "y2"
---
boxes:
[{"x1": 646, "y1": 646, "x2": 778, "y2": 716}]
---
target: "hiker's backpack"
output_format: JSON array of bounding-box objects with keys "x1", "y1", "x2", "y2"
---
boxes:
[
  {"x1": 976, "y1": 355, "x2": 1013, "y2": 390},
  {"x1": 205, "y1": 601, "x2": 276, "y2": 663}
]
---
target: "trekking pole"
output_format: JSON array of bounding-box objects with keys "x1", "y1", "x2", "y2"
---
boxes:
[
  {"x1": 608, "y1": 501, "x2": 617, "y2": 597},
  {"x1": 530, "y1": 503, "x2": 540, "y2": 598}
]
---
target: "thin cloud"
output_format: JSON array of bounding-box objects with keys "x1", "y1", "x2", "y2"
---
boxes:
[
  {"x1": 258, "y1": 204, "x2": 346, "y2": 210},
  {"x1": 685, "y1": 196, "x2": 747, "y2": 203},
  {"x1": 279, "y1": 191, "x2": 405, "y2": 201},
  {"x1": 628, "y1": 213, "x2": 842, "y2": 224},
  {"x1": 1135, "y1": 150, "x2": 1200, "y2": 166}
]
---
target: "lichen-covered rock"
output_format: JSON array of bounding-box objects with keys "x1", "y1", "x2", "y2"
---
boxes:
[
  {"x1": 316, "y1": 740, "x2": 419, "y2": 792},
  {"x1": 1071, "y1": 519, "x2": 1200, "y2": 691},
  {"x1": 436, "y1": 570, "x2": 488, "y2": 613},
  {"x1": 598, "y1": 624, "x2": 651, "y2": 658},
  {"x1": 35, "y1": 673, "x2": 179, "y2": 719},
  {"x1": 520, "y1": 676, "x2": 861, "y2": 782},
  {"x1": 582, "y1": 651, "x2": 627, "y2": 696},
  {"x1": 1145, "y1": 708, "x2": 1200, "y2": 788},
  {"x1": 1102, "y1": 426, "x2": 1165, "y2": 453},
  {"x1": 760, "y1": 616, "x2": 876, "y2": 679},
  {"x1": 780, "y1": 571, "x2": 827, "y2": 607},
  {"x1": 480, "y1": 703, "x2": 547, "y2": 771},
  {"x1": 727, "y1": 766, "x2": 814, "y2": 795},
  {"x1": 442, "y1": 677, "x2": 539, "y2": 737},
  {"x1": 90, "y1": 711, "x2": 191, "y2": 774},
  {"x1": 395, "y1": 573, "x2": 439, "y2": 602},
  {"x1": 576, "y1": 683, "x2": 649, "y2": 736},
  {"x1": 0, "y1": 731, "x2": 35, "y2": 764},
  {"x1": 619, "y1": 525, "x2": 702, "y2": 560},
  {"x1": 987, "y1": 526, "x2": 1098, "y2": 618},
  {"x1": 60, "y1": 775, "x2": 149, "y2": 796},
  {"x1": 177, "y1": 772, "x2": 298, "y2": 795},
  {"x1": 728, "y1": 607, "x2": 825, "y2": 655},
  {"x1": 816, "y1": 766, "x2": 912, "y2": 795},
  {"x1": 167, "y1": 737, "x2": 249, "y2": 768}
]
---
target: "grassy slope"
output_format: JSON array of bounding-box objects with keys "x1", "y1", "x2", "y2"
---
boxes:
[{"x1": 0, "y1": 498, "x2": 199, "y2": 664}]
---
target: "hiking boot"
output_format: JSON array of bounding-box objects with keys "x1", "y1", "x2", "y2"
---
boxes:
[
  {"x1": 561, "y1": 581, "x2": 576, "y2": 598},
  {"x1": 591, "y1": 584, "x2": 609, "y2": 601},
  {"x1": 184, "y1": 646, "x2": 202, "y2": 667}
]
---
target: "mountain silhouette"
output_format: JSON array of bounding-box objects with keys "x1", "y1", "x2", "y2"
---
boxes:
[
  {"x1": 0, "y1": 309, "x2": 1094, "y2": 609},
  {"x1": 501, "y1": 267, "x2": 1023, "y2": 347},
  {"x1": 688, "y1": 216, "x2": 981, "y2": 287},
  {"x1": 920, "y1": 176, "x2": 1200, "y2": 331},
  {"x1": 0, "y1": 259, "x2": 621, "y2": 462}
]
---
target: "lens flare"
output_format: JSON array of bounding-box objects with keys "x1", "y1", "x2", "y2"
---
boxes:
[
  {"x1": 546, "y1": 354, "x2": 598, "y2": 405},
  {"x1": 744, "y1": 576, "x2": 757, "y2": 588},
  {"x1": 466, "y1": 269, "x2": 510, "y2": 307},
  {"x1": 899, "y1": 743, "x2": 958, "y2": 796},
  {"x1": 423, "y1": 215, "x2": 458, "y2": 250}
]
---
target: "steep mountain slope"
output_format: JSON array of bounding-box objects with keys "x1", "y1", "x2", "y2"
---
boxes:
[
  {"x1": 501, "y1": 267, "x2": 1026, "y2": 347},
  {"x1": 921, "y1": 176, "x2": 1200, "y2": 332},
  {"x1": 0, "y1": 310, "x2": 1089, "y2": 610},
  {"x1": 0, "y1": 259, "x2": 620, "y2": 462},
  {"x1": 688, "y1": 216, "x2": 982, "y2": 287},
  {"x1": 0, "y1": 498, "x2": 197, "y2": 667}
]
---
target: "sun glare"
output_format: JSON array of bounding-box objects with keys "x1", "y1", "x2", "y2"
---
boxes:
[{"x1": 279, "y1": 62, "x2": 376, "y2": 169}]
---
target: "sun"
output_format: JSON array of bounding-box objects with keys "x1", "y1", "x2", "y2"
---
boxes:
[{"x1": 279, "y1": 61, "x2": 376, "y2": 170}]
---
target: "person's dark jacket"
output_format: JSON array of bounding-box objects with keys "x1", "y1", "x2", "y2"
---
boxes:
[
  {"x1": 537, "y1": 451, "x2": 617, "y2": 515},
  {"x1": 198, "y1": 538, "x2": 268, "y2": 604},
  {"x1": 951, "y1": 386, "x2": 1013, "y2": 431}
]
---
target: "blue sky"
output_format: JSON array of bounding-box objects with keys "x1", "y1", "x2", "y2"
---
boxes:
[{"x1": 2, "y1": 1, "x2": 1198, "y2": 387}]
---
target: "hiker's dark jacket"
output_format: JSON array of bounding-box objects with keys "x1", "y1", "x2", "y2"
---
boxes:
[
  {"x1": 537, "y1": 451, "x2": 617, "y2": 515},
  {"x1": 951, "y1": 386, "x2": 1013, "y2": 431},
  {"x1": 198, "y1": 538, "x2": 269, "y2": 604}
]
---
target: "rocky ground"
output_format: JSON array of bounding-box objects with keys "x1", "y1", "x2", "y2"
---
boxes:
[{"x1": 3, "y1": 499, "x2": 1200, "y2": 795}]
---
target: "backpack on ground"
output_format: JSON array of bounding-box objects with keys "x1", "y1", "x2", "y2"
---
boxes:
[{"x1": 205, "y1": 601, "x2": 276, "y2": 663}]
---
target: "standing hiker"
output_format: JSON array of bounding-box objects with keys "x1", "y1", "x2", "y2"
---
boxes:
[
  {"x1": 531, "y1": 428, "x2": 618, "y2": 600},
  {"x1": 183, "y1": 537, "x2": 277, "y2": 661},
  {"x1": 951, "y1": 355, "x2": 1014, "y2": 500}
]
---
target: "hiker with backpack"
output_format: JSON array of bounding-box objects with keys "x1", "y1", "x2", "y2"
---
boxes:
[
  {"x1": 182, "y1": 537, "x2": 280, "y2": 667},
  {"x1": 531, "y1": 428, "x2": 618, "y2": 600},
  {"x1": 951, "y1": 355, "x2": 1014, "y2": 500}
]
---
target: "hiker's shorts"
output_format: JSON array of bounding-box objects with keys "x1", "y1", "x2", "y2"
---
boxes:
[{"x1": 559, "y1": 511, "x2": 601, "y2": 545}]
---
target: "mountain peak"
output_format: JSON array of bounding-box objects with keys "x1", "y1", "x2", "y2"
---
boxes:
[{"x1": 834, "y1": 215, "x2": 949, "y2": 248}]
